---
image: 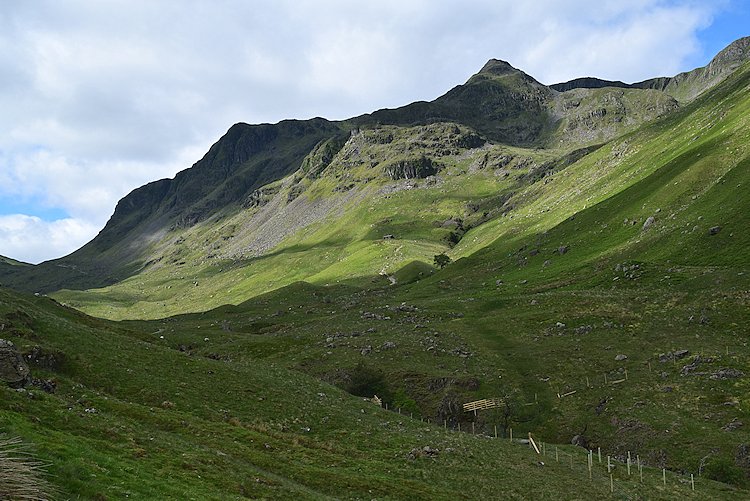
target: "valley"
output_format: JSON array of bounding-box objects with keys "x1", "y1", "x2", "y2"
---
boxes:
[{"x1": 1, "y1": 36, "x2": 749, "y2": 500}]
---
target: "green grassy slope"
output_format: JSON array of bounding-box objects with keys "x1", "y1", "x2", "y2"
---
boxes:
[{"x1": 6, "y1": 286, "x2": 739, "y2": 499}]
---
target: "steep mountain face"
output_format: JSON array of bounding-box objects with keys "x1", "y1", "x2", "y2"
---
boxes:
[
  {"x1": 90, "y1": 118, "x2": 346, "y2": 249},
  {"x1": 0, "y1": 119, "x2": 345, "y2": 292}
]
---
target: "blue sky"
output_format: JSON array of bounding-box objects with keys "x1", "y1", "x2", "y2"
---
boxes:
[
  {"x1": 0, "y1": 0, "x2": 748, "y2": 263},
  {"x1": 692, "y1": 1, "x2": 750, "y2": 66}
]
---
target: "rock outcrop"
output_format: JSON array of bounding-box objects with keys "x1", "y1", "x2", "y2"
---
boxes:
[{"x1": 0, "y1": 339, "x2": 30, "y2": 388}]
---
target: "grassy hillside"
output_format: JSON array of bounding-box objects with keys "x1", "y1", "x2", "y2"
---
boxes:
[{"x1": 6, "y1": 286, "x2": 743, "y2": 499}]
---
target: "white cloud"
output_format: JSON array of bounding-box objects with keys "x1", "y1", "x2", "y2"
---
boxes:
[
  {"x1": 0, "y1": 0, "x2": 729, "y2": 263},
  {"x1": 0, "y1": 214, "x2": 99, "y2": 264},
  {"x1": 515, "y1": 2, "x2": 714, "y2": 83},
  {"x1": 0, "y1": 147, "x2": 203, "y2": 222}
]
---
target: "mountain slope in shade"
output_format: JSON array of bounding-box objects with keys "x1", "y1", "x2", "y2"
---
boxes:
[{"x1": 0, "y1": 119, "x2": 345, "y2": 292}]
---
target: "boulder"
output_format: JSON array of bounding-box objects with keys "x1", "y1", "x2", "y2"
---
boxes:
[
  {"x1": 440, "y1": 219, "x2": 463, "y2": 230},
  {"x1": 0, "y1": 339, "x2": 31, "y2": 388},
  {"x1": 736, "y1": 444, "x2": 750, "y2": 469},
  {"x1": 659, "y1": 349, "x2": 690, "y2": 362},
  {"x1": 710, "y1": 368, "x2": 744, "y2": 380},
  {"x1": 722, "y1": 418, "x2": 743, "y2": 432},
  {"x1": 708, "y1": 226, "x2": 722, "y2": 235},
  {"x1": 673, "y1": 349, "x2": 690, "y2": 360},
  {"x1": 571, "y1": 435, "x2": 588, "y2": 448},
  {"x1": 642, "y1": 216, "x2": 655, "y2": 230},
  {"x1": 615, "y1": 354, "x2": 628, "y2": 361}
]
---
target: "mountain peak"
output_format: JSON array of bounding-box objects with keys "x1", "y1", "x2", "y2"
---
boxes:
[
  {"x1": 478, "y1": 59, "x2": 519, "y2": 76},
  {"x1": 708, "y1": 35, "x2": 750, "y2": 73}
]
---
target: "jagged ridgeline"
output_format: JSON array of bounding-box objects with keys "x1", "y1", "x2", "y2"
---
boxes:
[{"x1": 2, "y1": 36, "x2": 750, "y2": 500}]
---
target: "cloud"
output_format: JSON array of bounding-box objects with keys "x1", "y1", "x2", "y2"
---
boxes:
[
  {"x1": 0, "y1": 214, "x2": 99, "y2": 264},
  {"x1": 0, "y1": 0, "x2": 729, "y2": 263},
  {"x1": 0, "y1": 146, "x2": 204, "y2": 223}
]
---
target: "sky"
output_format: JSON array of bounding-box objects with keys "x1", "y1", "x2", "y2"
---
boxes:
[{"x1": 1, "y1": 0, "x2": 748, "y2": 264}]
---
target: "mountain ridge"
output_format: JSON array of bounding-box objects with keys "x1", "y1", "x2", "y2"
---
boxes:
[
  {"x1": 0, "y1": 37, "x2": 748, "y2": 297},
  {"x1": 551, "y1": 35, "x2": 750, "y2": 100}
]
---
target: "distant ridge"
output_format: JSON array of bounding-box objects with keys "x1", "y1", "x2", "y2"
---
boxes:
[
  {"x1": 550, "y1": 77, "x2": 632, "y2": 92},
  {"x1": 552, "y1": 36, "x2": 750, "y2": 101}
]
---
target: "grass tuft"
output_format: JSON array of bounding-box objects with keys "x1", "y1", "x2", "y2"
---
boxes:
[{"x1": 0, "y1": 436, "x2": 53, "y2": 501}]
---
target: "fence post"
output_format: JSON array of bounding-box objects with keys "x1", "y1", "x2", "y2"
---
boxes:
[
  {"x1": 662, "y1": 468, "x2": 666, "y2": 486},
  {"x1": 494, "y1": 425, "x2": 497, "y2": 438},
  {"x1": 598, "y1": 447, "x2": 601, "y2": 463}
]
